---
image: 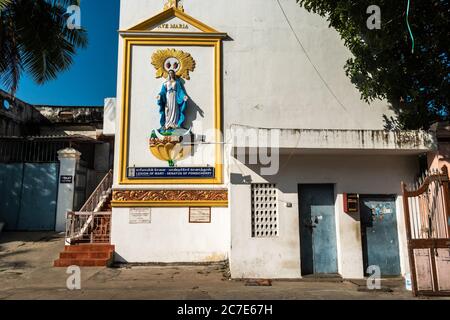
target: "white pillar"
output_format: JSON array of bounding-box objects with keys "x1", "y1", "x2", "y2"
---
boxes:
[{"x1": 55, "y1": 148, "x2": 81, "y2": 232}]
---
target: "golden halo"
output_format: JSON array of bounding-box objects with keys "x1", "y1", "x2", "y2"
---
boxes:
[{"x1": 151, "y1": 48, "x2": 196, "y2": 80}]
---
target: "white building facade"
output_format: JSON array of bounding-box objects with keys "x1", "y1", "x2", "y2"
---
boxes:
[{"x1": 109, "y1": 0, "x2": 435, "y2": 279}]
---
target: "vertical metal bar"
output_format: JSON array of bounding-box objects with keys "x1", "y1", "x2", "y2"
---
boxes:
[
  {"x1": 438, "y1": 183, "x2": 446, "y2": 238},
  {"x1": 412, "y1": 196, "x2": 419, "y2": 239},
  {"x1": 441, "y1": 166, "x2": 450, "y2": 239},
  {"x1": 429, "y1": 243, "x2": 440, "y2": 292},
  {"x1": 30, "y1": 142, "x2": 35, "y2": 163},
  {"x1": 414, "y1": 196, "x2": 420, "y2": 239},
  {"x1": 39, "y1": 142, "x2": 43, "y2": 163},
  {"x1": 18, "y1": 141, "x2": 22, "y2": 162},
  {"x1": 409, "y1": 197, "x2": 415, "y2": 238},
  {"x1": 34, "y1": 142, "x2": 38, "y2": 162},
  {"x1": 44, "y1": 142, "x2": 48, "y2": 162},
  {"x1": 402, "y1": 182, "x2": 418, "y2": 296},
  {"x1": 0, "y1": 140, "x2": 4, "y2": 162},
  {"x1": 37, "y1": 142, "x2": 41, "y2": 163},
  {"x1": 14, "y1": 140, "x2": 19, "y2": 162},
  {"x1": 416, "y1": 194, "x2": 423, "y2": 239},
  {"x1": 23, "y1": 141, "x2": 28, "y2": 162}
]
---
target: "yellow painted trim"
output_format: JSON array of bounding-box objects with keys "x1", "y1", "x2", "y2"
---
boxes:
[
  {"x1": 120, "y1": 32, "x2": 229, "y2": 40},
  {"x1": 127, "y1": 7, "x2": 219, "y2": 33},
  {"x1": 118, "y1": 37, "x2": 224, "y2": 185},
  {"x1": 111, "y1": 200, "x2": 228, "y2": 208}
]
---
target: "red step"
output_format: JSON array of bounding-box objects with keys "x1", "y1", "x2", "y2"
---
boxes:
[
  {"x1": 54, "y1": 244, "x2": 115, "y2": 267},
  {"x1": 64, "y1": 244, "x2": 114, "y2": 252},
  {"x1": 60, "y1": 251, "x2": 110, "y2": 259},
  {"x1": 54, "y1": 258, "x2": 112, "y2": 267}
]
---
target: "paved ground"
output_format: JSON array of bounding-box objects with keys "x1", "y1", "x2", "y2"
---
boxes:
[{"x1": 0, "y1": 232, "x2": 443, "y2": 300}]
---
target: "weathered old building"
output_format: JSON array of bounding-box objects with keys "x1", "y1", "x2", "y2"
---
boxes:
[
  {"x1": 93, "y1": 0, "x2": 437, "y2": 280},
  {"x1": 0, "y1": 89, "x2": 113, "y2": 232},
  {"x1": 38, "y1": 1, "x2": 449, "y2": 292}
]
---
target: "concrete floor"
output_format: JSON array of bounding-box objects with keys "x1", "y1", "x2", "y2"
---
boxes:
[{"x1": 0, "y1": 232, "x2": 441, "y2": 300}]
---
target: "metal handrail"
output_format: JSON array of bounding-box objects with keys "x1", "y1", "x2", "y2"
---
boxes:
[
  {"x1": 80, "y1": 169, "x2": 113, "y2": 212},
  {"x1": 66, "y1": 170, "x2": 113, "y2": 244},
  {"x1": 66, "y1": 211, "x2": 112, "y2": 244}
]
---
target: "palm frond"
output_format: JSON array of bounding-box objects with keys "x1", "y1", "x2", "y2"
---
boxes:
[
  {"x1": 0, "y1": 0, "x2": 11, "y2": 10},
  {"x1": 0, "y1": 0, "x2": 88, "y2": 92}
]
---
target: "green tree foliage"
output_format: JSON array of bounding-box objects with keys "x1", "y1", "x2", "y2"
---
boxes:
[
  {"x1": 0, "y1": 0, "x2": 87, "y2": 95},
  {"x1": 297, "y1": 0, "x2": 449, "y2": 129}
]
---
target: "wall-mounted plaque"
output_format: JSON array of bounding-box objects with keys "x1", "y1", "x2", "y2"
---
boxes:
[
  {"x1": 189, "y1": 207, "x2": 211, "y2": 223},
  {"x1": 129, "y1": 208, "x2": 151, "y2": 224},
  {"x1": 128, "y1": 167, "x2": 215, "y2": 179},
  {"x1": 60, "y1": 175, "x2": 73, "y2": 184}
]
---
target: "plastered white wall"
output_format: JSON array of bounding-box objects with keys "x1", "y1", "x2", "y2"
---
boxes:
[
  {"x1": 113, "y1": 1, "x2": 416, "y2": 274},
  {"x1": 103, "y1": 98, "x2": 116, "y2": 136},
  {"x1": 118, "y1": 0, "x2": 395, "y2": 134},
  {"x1": 111, "y1": 207, "x2": 230, "y2": 263},
  {"x1": 114, "y1": 0, "x2": 397, "y2": 185},
  {"x1": 230, "y1": 154, "x2": 417, "y2": 279}
]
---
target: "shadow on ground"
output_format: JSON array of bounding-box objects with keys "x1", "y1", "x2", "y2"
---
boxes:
[{"x1": 0, "y1": 232, "x2": 440, "y2": 300}]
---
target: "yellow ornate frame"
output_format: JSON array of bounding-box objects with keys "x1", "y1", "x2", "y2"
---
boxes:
[{"x1": 118, "y1": 9, "x2": 226, "y2": 186}]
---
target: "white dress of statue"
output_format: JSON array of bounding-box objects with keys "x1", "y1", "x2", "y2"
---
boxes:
[{"x1": 163, "y1": 80, "x2": 179, "y2": 129}]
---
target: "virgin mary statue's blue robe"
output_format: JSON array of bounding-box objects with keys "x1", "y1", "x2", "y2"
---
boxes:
[{"x1": 157, "y1": 79, "x2": 188, "y2": 130}]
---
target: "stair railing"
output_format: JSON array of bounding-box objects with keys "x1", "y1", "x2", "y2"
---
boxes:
[
  {"x1": 80, "y1": 169, "x2": 113, "y2": 212},
  {"x1": 66, "y1": 170, "x2": 113, "y2": 244}
]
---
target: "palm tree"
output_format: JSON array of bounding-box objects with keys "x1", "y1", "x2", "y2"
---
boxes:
[
  {"x1": 0, "y1": 0, "x2": 87, "y2": 95},
  {"x1": 0, "y1": 1, "x2": 10, "y2": 9}
]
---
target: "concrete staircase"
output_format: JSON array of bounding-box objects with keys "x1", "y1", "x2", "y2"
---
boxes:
[
  {"x1": 54, "y1": 170, "x2": 114, "y2": 268},
  {"x1": 54, "y1": 244, "x2": 115, "y2": 267}
]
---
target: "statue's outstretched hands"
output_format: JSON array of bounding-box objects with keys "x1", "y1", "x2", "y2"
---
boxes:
[{"x1": 156, "y1": 94, "x2": 188, "y2": 101}]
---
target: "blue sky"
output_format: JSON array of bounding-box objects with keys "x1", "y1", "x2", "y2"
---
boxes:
[{"x1": 11, "y1": 0, "x2": 120, "y2": 106}]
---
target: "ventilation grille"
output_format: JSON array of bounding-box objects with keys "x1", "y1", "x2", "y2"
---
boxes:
[{"x1": 251, "y1": 183, "x2": 278, "y2": 238}]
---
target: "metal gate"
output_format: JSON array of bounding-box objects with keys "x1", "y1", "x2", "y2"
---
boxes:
[
  {"x1": 402, "y1": 167, "x2": 450, "y2": 296},
  {"x1": 0, "y1": 163, "x2": 59, "y2": 231}
]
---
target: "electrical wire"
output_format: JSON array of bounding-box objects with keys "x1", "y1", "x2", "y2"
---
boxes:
[
  {"x1": 275, "y1": 0, "x2": 349, "y2": 113},
  {"x1": 406, "y1": 0, "x2": 415, "y2": 54}
]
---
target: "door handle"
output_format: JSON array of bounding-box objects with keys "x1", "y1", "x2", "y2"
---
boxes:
[{"x1": 303, "y1": 219, "x2": 317, "y2": 229}]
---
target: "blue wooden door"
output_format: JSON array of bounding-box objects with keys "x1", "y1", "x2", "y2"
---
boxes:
[
  {"x1": 360, "y1": 196, "x2": 401, "y2": 276},
  {"x1": 0, "y1": 164, "x2": 24, "y2": 230},
  {"x1": 299, "y1": 184, "x2": 338, "y2": 275},
  {"x1": 16, "y1": 163, "x2": 59, "y2": 231}
]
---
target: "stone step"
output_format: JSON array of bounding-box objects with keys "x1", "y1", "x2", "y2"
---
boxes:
[
  {"x1": 60, "y1": 251, "x2": 111, "y2": 259},
  {"x1": 63, "y1": 244, "x2": 115, "y2": 252},
  {"x1": 54, "y1": 244, "x2": 114, "y2": 267},
  {"x1": 54, "y1": 257, "x2": 112, "y2": 267}
]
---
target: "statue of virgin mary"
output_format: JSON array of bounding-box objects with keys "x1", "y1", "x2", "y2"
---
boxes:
[{"x1": 156, "y1": 70, "x2": 189, "y2": 132}]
